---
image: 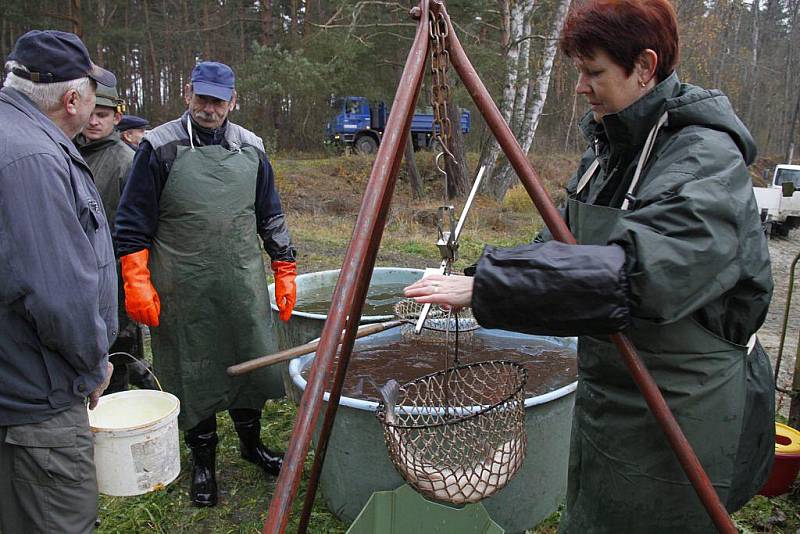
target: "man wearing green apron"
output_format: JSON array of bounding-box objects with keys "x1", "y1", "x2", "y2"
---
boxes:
[{"x1": 115, "y1": 61, "x2": 297, "y2": 507}]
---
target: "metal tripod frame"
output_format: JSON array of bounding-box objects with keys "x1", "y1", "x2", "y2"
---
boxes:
[{"x1": 262, "y1": 2, "x2": 737, "y2": 532}]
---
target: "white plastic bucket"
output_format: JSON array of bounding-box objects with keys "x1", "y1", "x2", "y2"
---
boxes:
[{"x1": 88, "y1": 389, "x2": 181, "y2": 496}]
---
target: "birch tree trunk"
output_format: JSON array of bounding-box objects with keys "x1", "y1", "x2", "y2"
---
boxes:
[
  {"x1": 510, "y1": 13, "x2": 532, "y2": 133},
  {"x1": 478, "y1": 0, "x2": 531, "y2": 195},
  {"x1": 520, "y1": 0, "x2": 571, "y2": 154},
  {"x1": 491, "y1": 0, "x2": 572, "y2": 200}
]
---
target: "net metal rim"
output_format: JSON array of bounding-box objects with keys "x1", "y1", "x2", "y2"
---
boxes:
[
  {"x1": 376, "y1": 360, "x2": 528, "y2": 430},
  {"x1": 393, "y1": 298, "x2": 480, "y2": 333}
]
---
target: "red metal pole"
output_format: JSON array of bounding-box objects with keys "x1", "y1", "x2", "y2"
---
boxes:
[
  {"x1": 433, "y1": 2, "x2": 736, "y2": 533},
  {"x1": 262, "y1": 2, "x2": 431, "y2": 532},
  {"x1": 296, "y1": 66, "x2": 427, "y2": 534}
]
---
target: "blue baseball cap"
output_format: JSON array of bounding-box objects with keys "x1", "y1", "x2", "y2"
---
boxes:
[
  {"x1": 8, "y1": 30, "x2": 115, "y2": 86},
  {"x1": 190, "y1": 61, "x2": 235, "y2": 101},
  {"x1": 117, "y1": 115, "x2": 149, "y2": 132}
]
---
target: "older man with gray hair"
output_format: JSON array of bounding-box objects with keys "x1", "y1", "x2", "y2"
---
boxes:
[{"x1": 0, "y1": 30, "x2": 117, "y2": 533}]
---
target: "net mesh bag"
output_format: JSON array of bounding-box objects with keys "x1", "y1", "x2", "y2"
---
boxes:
[
  {"x1": 393, "y1": 298, "x2": 479, "y2": 341},
  {"x1": 376, "y1": 360, "x2": 527, "y2": 504}
]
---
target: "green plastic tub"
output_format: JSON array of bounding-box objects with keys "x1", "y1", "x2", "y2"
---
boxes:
[
  {"x1": 289, "y1": 327, "x2": 577, "y2": 533},
  {"x1": 347, "y1": 484, "x2": 504, "y2": 534}
]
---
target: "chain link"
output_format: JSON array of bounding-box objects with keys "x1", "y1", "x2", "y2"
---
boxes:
[{"x1": 429, "y1": 9, "x2": 454, "y2": 161}]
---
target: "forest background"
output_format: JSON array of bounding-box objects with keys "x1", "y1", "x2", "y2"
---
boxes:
[
  {"x1": 3, "y1": 2, "x2": 800, "y2": 531},
  {"x1": 2, "y1": 0, "x2": 799, "y2": 200}
]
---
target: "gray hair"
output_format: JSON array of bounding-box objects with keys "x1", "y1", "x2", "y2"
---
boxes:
[{"x1": 4, "y1": 61, "x2": 93, "y2": 112}]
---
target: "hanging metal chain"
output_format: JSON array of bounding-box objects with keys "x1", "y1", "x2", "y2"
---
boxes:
[
  {"x1": 429, "y1": 9, "x2": 454, "y2": 162},
  {"x1": 429, "y1": 6, "x2": 462, "y2": 378},
  {"x1": 430, "y1": 8, "x2": 458, "y2": 257}
]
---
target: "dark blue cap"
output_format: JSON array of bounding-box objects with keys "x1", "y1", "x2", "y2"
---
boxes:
[
  {"x1": 117, "y1": 115, "x2": 149, "y2": 132},
  {"x1": 190, "y1": 61, "x2": 234, "y2": 101},
  {"x1": 7, "y1": 30, "x2": 115, "y2": 86}
]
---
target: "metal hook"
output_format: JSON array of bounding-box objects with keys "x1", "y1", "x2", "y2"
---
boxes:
[
  {"x1": 435, "y1": 149, "x2": 449, "y2": 203},
  {"x1": 435, "y1": 150, "x2": 447, "y2": 176}
]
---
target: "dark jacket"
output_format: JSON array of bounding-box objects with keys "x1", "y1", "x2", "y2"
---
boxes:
[
  {"x1": 0, "y1": 87, "x2": 117, "y2": 425},
  {"x1": 473, "y1": 73, "x2": 772, "y2": 345},
  {"x1": 115, "y1": 111, "x2": 295, "y2": 262},
  {"x1": 75, "y1": 130, "x2": 137, "y2": 339},
  {"x1": 75, "y1": 130, "x2": 134, "y2": 240}
]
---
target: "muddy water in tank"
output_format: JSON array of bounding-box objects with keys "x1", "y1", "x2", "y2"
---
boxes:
[
  {"x1": 293, "y1": 281, "x2": 409, "y2": 316},
  {"x1": 301, "y1": 333, "x2": 577, "y2": 402}
]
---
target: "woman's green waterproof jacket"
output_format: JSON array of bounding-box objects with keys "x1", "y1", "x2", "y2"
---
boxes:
[{"x1": 471, "y1": 73, "x2": 774, "y2": 533}]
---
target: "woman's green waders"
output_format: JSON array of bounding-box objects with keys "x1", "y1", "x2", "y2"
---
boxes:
[
  {"x1": 558, "y1": 162, "x2": 774, "y2": 533},
  {"x1": 149, "y1": 143, "x2": 282, "y2": 429}
]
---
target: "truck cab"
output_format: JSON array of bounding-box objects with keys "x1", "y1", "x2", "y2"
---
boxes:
[
  {"x1": 325, "y1": 96, "x2": 387, "y2": 154},
  {"x1": 773, "y1": 164, "x2": 800, "y2": 189},
  {"x1": 325, "y1": 95, "x2": 470, "y2": 154},
  {"x1": 753, "y1": 164, "x2": 800, "y2": 236}
]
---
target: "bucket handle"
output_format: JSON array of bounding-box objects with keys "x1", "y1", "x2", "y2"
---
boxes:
[{"x1": 107, "y1": 351, "x2": 164, "y2": 392}]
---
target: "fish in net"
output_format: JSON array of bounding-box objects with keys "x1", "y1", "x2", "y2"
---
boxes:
[{"x1": 376, "y1": 360, "x2": 528, "y2": 504}]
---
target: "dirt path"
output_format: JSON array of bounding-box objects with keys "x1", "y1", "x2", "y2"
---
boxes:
[{"x1": 758, "y1": 234, "x2": 800, "y2": 417}]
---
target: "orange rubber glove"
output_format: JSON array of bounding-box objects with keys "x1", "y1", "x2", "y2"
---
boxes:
[
  {"x1": 272, "y1": 260, "x2": 297, "y2": 322},
  {"x1": 120, "y1": 249, "x2": 161, "y2": 327}
]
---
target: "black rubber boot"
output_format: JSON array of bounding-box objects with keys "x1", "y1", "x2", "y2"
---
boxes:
[
  {"x1": 231, "y1": 409, "x2": 283, "y2": 477},
  {"x1": 185, "y1": 419, "x2": 219, "y2": 507}
]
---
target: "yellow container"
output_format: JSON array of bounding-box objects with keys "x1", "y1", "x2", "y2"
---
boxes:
[{"x1": 775, "y1": 422, "x2": 800, "y2": 455}]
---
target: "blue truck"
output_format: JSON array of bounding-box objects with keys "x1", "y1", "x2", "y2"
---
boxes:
[{"x1": 325, "y1": 96, "x2": 471, "y2": 154}]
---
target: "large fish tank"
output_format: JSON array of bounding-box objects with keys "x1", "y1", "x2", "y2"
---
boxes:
[
  {"x1": 289, "y1": 326, "x2": 577, "y2": 534},
  {"x1": 269, "y1": 267, "x2": 425, "y2": 401}
]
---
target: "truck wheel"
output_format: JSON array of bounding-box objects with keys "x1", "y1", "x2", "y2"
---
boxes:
[{"x1": 355, "y1": 136, "x2": 378, "y2": 155}]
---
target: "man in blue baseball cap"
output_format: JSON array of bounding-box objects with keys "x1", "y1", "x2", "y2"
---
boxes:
[
  {"x1": 0, "y1": 30, "x2": 116, "y2": 533},
  {"x1": 7, "y1": 29, "x2": 115, "y2": 86},
  {"x1": 116, "y1": 60, "x2": 297, "y2": 507},
  {"x1": 118, "y1": 114, "x2": 150, "y2": 149}
]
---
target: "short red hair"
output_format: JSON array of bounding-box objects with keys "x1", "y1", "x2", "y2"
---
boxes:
[{"x1": 560, "y1": 0, "x2": 679, "y2": 82}]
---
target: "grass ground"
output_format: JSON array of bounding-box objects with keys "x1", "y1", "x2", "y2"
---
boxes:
[{"x1": 97, "y1": 151, "x2": 800, "y2": 533}]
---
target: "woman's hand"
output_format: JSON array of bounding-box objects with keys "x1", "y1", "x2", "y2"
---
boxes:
[{"x1": 403, "y1": 274, "x2": 474, "y2": 309}]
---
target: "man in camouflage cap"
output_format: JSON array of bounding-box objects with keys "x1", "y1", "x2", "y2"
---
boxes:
[{"x1": 75, "y1": 82, "x2": 158, "y2": 394}]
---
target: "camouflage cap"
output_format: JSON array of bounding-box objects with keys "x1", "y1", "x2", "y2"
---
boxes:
[{"x1": 95, "y1": 82, "x2": 124, "y2": 111}]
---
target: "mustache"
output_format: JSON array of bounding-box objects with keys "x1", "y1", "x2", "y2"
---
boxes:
[{"x1": 195, "y1": 110, "x2": 220, "y2": 121}]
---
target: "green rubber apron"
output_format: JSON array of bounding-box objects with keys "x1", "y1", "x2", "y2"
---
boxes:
[
  {"x1": 149, "y1": 121, "x2": 282, "y2": 429},
  {"x1": 558, "y1": 114, "x2": 773, "y2": 533}
]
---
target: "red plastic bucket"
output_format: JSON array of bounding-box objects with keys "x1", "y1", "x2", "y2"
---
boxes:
[{"x1": 759, "y1": 423, "x2": 800, "y2": 497}]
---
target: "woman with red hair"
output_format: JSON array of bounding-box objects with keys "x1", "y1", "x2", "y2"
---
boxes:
[{"x1": 406, "y1": 0, "x2": 774, "y2": 530}]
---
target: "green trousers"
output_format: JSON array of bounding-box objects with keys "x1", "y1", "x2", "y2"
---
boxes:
[{"x1": 0, "y1": 403, "x2": 98, "y2": 533}]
